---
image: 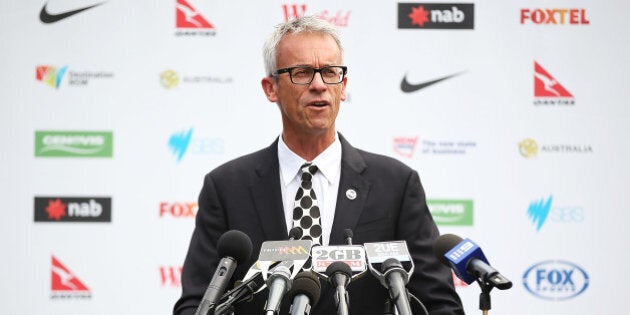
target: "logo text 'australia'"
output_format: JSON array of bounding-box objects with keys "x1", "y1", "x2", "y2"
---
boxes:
[{"x1": 398, "y1": 3, "x2": 474, "y2": 29}]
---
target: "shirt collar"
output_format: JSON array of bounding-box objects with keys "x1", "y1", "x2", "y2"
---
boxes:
[{"x1": 278, "y1": 133, "x2": 342, "y2": 186}]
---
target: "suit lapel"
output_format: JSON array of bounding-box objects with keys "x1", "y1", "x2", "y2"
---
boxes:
[
  {"x1": 250, "y1": 138, "x2": 289, "y2": 241},
  {"x1": 329, "y1": 134, "x2": 371, "y2": 244}
]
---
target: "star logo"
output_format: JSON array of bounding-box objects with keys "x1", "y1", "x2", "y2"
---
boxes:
[
  {"x1": 409, "y1": 5, "x2": 430, "y2": 27},
  {"x1": 46, "y1": 198, "x2": 67, "y2": 221}
]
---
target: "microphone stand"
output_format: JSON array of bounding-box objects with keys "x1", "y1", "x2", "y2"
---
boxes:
[{"x1": 478, "y1": 280, "x2": 493, "y2": 315}]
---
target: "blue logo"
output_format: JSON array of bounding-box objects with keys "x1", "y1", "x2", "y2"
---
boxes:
[
  {"x1": 168, "y1": 128, "x2": 193, "y2": 162},
  {"x1": 523, "y1": 260, "x2": 589, "y2": 301},
  {"x1": 527, "y1": 195, "x2": 553, "y2": 231}
]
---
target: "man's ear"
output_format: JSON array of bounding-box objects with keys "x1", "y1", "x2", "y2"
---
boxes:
[
  {"x1": 340, "y1": 76, "x2": 348, "y2": 101},
  {"x1": 261, "y1": 77, "x2": 278, "y2": 102}
]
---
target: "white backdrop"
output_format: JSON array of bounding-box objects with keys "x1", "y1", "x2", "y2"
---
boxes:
[{"x1": 2, "y1": 0, "x2": 629, "y2": 314}]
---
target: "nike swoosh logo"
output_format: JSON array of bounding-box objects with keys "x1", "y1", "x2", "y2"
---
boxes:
[
  {"x1": 39, "y1": 2, "x2": 104, "y2": 24},
  {"x1": 400, "y1": 72, "x2": 464, "y2": 93}
]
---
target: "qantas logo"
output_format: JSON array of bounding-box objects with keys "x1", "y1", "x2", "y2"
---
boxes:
[
  {"x1": 39, "y1": 1, "x2": 104, "y2": 24},
  {"x1": 400, "y1": 72, "x2": 464, "y2": 93},
  {"x1": 534, "y1": 62, "x2": 572, "y2": 97},
  {"x1": 51, "y1": 255, "x2": 91, "y2": 298},
  {"x1": 175, "y1": 0, "x2": 215, "y2": 36}
]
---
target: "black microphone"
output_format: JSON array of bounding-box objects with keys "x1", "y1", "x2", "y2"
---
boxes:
[
  {"x1": 343, "y1": 229, "x2": 353, "y2": 245},
  {"x1": 287, "y1": 271, "x2": 321, "y2": 315},
  {"x1": 433, "y1": 234, "x2": 512, "y2": 290},
  {"x1": 381, "y1": 258, "x2": 412, "y2": 315},
  {"x1": 194, "y1": 230, "x2": 253, "y2": 315},
  {"x1": 326, "y1": 261, "x2": 352, "y2": 315}
]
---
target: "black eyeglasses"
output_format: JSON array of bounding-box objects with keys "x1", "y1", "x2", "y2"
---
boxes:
[{"x1": 273, "y1": 66, "x2": 347, "y2": 85}]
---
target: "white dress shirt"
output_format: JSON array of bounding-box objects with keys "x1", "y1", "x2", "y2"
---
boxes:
[{"x1": 278, "y1": 133, "x2": 341, "y2": 245}]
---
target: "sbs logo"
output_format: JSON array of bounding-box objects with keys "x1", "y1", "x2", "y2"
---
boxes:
[{"x1": 523, "y1": 260, "x2": 589, "y2": 300}]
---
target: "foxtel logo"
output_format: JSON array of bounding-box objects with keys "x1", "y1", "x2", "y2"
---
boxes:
[
  {"x1": 398, "y1": 3, "x2": 474, "y2": 29},
  {"x1": 427, "y1": 199, "x2": 473, "y2": 226},
  {"x1": 35, "y1": 197, "x2": 112, "y2": 222},
  {"x1": 51, "y1": 255, "x2": 91, "y2": 299},
  {"x1": 159, "y1": 202, "x2": 197, "y2": 218},
  {"x1": 521, "y1": 8, "x2": 590, "y2": 25},
  {"x1": 534, "y1": 62, "x2": 575, "y2": 106}
]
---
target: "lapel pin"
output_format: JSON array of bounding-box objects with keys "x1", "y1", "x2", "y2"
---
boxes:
[{"x1": 346, "y1": 189, "x2": 357, "y2": 200}]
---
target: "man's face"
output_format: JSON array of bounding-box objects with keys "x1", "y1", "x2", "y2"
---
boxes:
[{"x1": 262, "y1": 32, "x2": 347, "y2": 138}]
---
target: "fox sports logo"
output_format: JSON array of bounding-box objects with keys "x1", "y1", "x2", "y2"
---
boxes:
[{"x1": 523, "y1": 260, "x2": 589, "y2": 300}]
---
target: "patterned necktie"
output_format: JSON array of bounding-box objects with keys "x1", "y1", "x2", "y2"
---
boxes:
[{"x1": 293, "y1": 163, "x2": 323, "y2": 245}]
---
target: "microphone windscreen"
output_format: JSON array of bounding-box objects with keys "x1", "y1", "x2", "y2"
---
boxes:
[
  {"x1": 287, "y1": 271, "x2": 322, "y2": 305},
  {"x1": 433, "y1": 234, "x2": 464, "y2": 266},
  {"x1": 325, "y1": 261, "x2": 352, "y2": 277},
  {"x1": 381, "y1": 258, "x2": 403, "y2": 273},
  {"x1": 217, "y1": 230, "x2": 253, "y2": 263}
]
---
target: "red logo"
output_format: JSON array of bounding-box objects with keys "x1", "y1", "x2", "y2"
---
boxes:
[
  {"x1": 160, "y1": 266, "x2": 183, "y2": 287},
  {"x1": 176, "y1": 0, "x2": 213, "y2": 28},
  {"x1": 393, "y1": 136, "x2": 419, "y2": 158},
  {"x1": 282, "y1": 4, "x2": 351, "y2": 27},
  {"x1": 409, "y1": 6, "x2": 430, "y2": 27},
  {"x1": 51, "y1": 255, "x2": 91, "y2": 298},
  {"x1": 46, "y1": 198, "x2": 67, "y2": 220},
  {"x1": 159, "y1": 202, "x2": 197, "y2": 217},
  {"x1": 534, "y1": 62, "x2": 572, "y2": 98},
  {"x1": 520, "y1": 9, "x2": 590, "y2": 25}
]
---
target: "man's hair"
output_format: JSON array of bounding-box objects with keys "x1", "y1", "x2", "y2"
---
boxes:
[{"x1": 263, "y1": 15, "x2": 343, "y2": 77}]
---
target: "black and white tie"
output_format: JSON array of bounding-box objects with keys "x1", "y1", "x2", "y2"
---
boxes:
[{"x1": 293, "y1": 163, "x2": 323, "y2": 245}]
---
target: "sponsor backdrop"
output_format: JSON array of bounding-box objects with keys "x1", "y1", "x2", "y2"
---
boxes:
[{"x1": 1, "y1": 0, "x2": 628, "y2": 314}]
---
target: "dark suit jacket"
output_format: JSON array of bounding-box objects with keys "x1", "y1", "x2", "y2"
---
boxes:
[{"x1": 174, "y1": 134, "x2": 464, "y2": 315}]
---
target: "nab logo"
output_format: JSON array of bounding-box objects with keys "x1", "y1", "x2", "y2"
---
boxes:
[
  {"x1": 51, "y1": 255, "x2": 91, "y2": 299},
  {"x1": 159, "y1": 202, "x2": 197, "y2": 218},
  {"x1": 398, "y1": 3, "x2": 474, "y2": 30},
  {"x1": 175, "y1": 0, "x2": 215, "y2": 36},
  {"x1": 521, "y1": 8, "x2": 590, "y2": 25},
  {"x1": 36, "y1": 65, "x2": 68, "y2": 89},
  {"x1": 534, "y1": 62, "x2": 575, "y2": 106},
  {"x1": 159, "y1": 265, "x2": 183, "y2": 287},
  {"x1": 523, "y1": 260, "x2": 589, "y2": 300},
  {"x1": 527, "y1": 195, "x2": 584, "y2": 231},
  {"x1": 393, "y1": 136, "x2": 419, "y2": 158},
  {"x1": 35, "y1": 197, "x2": 112, "y2": 222}
]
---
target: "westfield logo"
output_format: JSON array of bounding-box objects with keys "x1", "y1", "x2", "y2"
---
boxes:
[{"x1": 39, "y1": 1, "x2": 105, "y2": 24}]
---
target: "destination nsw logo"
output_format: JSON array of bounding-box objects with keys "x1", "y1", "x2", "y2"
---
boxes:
[
  {"x1": 427, "y1": 199, "x2": 473, "y2": 226},
  {"x1": 36, "y1": 65, "x2": 114, "y2": 89},
  {"x1": 35, "y1": 131, "x2": 113, "y2": 158},
  {"x1": 35, "y1": 197, "x2": 112, "y2": 222},
  {"x1": 398, "y1": 3, "x2": 474, "y2": 29},
  {"x1": 51, "y1": 255, "x2": 91, "y2": 299},
  {"x1": 523, "y1": 260, "x2": 589, "y2": 300}
]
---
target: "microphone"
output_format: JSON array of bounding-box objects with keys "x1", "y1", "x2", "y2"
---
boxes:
[
  {"x1": 381, "y1": 258, "x2": 412, "y2": 315},
  {"x1": 326, "y1": 262, "x2": 352, "y2": 315},
  {"x1": 287, "y1": 271, "x2": 321, "y2": 315},
  {"x1": 214, "y1": 228, "x2": 305, "y2": 315},
  {"x1": 264, "y1": 264, "x2": 293, "y2": 314},
  {"x1": 433, "y1": 234, "x2": 512, "y2": 290},
  {"x1": 364, "y1": 241, "x2": 414, "y2": 315},
  {"x1": 343, "y1": 229, "x2": 353, "y2": 245},
  {"x1": 194, "y1": 230, "x2": 253, "y2": 315}
]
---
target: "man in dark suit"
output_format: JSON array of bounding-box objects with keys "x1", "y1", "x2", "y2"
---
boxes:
[{"x1": 174, "y1": 16, "x2": 464, "y2": 315}]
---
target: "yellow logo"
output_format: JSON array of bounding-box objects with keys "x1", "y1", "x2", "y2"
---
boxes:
[
  {"x1": 519, "y1": 138, "x2": 539, "y2": 158},
  {"x1": 160, "y1": 69, "x2": 180, "y2": 89}
]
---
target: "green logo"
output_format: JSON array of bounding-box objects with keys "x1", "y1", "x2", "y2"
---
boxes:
[
  {"x1": 428, "y1": 199, "x2": 473, "y2": 226},
  {"x1": 35, "y1": 131, "x2": 113, "y2": 157}
]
